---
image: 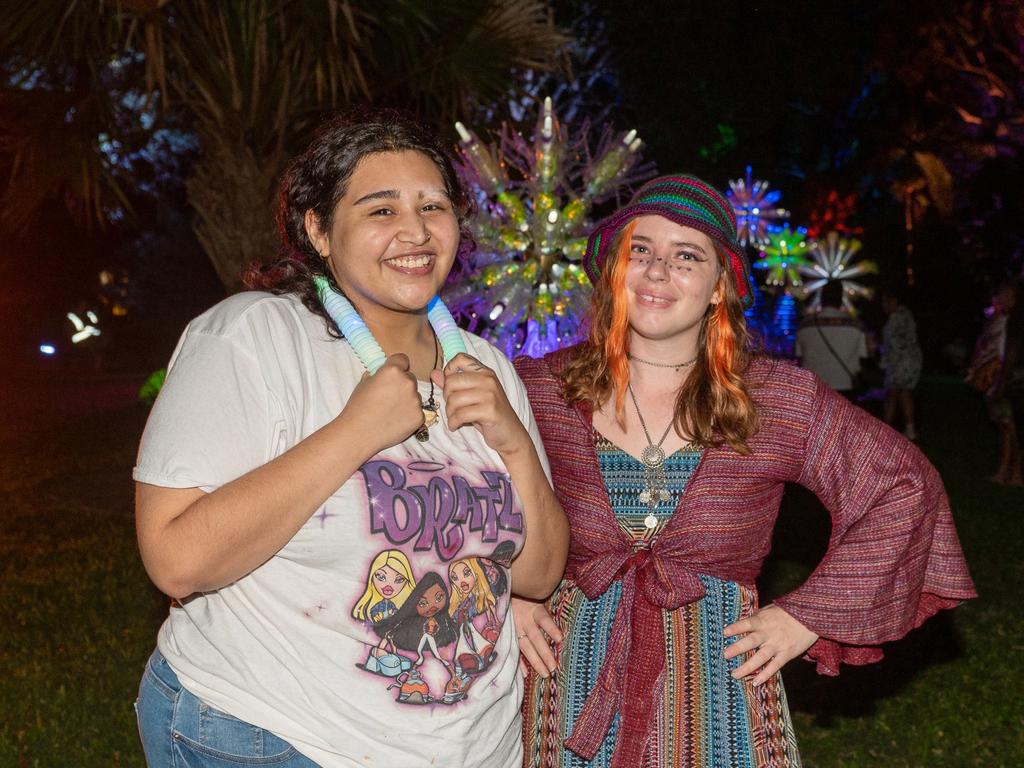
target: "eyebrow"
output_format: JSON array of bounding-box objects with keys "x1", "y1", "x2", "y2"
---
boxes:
[
  {"x1": 631, "y1": 234, "x2": 708, "y2": 254},
  {"x1": 352, "y1": 188, "x2": 450, "y2": 206},
  {"x1": 353, "y1": 189, "x2": 400, "y2": 206}
]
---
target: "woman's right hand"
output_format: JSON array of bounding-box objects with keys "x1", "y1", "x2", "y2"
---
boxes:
[
  {"x1": 512, "y1": 596, "x2": 562, "y2": 678},
  {"x1": 137, "y1": 362, "x2": 426, "y2": 599},
  {"x1": 342, "y1": 354, "x2": 426, "y2": 453}
]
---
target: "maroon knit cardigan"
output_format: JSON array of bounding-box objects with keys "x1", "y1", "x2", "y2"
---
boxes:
[{"x1": 514, "y1": 349, "x2": 976, "y2": 768}]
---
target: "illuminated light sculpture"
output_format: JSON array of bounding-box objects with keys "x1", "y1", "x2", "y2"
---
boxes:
[
  {"x1": 67, "y1": 310, "x2": 101, "y2": 344},
  {"x1": 726, "y1": 166, "x2": 790, "y2": 247},
  {"x1": 805, "y1": 190, "x2": 862, "y2": 239},
  {"x1": 98, "y1": 268, "x2": 133, "y2": 317},
  {"x1": 753, "y1": 226, "x2": 811, "y2": 295},
  {"x1": 798, "y1": 231, "x2": 877, "y2": 314},
  {"x1": 772, "y1": 293, "x2": 799, "y2": 338},
  {"x1": 446, "y1": 97, "x2": 653, "y2": 357}
]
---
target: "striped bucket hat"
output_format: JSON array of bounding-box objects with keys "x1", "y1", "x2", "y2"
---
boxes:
[{"x1": 583, "y1": 174, "x2": 753, "y2": 308}]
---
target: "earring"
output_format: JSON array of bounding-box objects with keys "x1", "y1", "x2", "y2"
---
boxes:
[{"x1": 318, "y1": 251, "x2": 328, "y2": 261}]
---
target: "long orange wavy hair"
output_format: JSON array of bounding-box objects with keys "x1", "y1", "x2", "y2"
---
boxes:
[{"x1": 561, "y1": 221, "x2": 760, "y2": 453}]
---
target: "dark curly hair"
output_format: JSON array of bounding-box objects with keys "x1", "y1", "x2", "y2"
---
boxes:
[{"x1": 244, "y1": 108, "x2": 471, "y2": 336}]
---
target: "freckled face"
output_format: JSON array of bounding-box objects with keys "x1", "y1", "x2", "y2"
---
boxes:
[
  {"x1": 416, "y1": 584, "x2": 446, "y2": 617},
  {"x1": 626, "y1": 215, "x2": 722, "y2": 345},
  {"x1": 374, "y1": 563, "x2": 407, "y2": 598},
  {"x1": 449, "y1": 562, "x2": 476, "y2": 596}
]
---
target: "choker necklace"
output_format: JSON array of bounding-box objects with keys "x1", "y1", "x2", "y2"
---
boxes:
[
  {"x1": 314, "y1": 275, "x2": 467, "y2": 442},
  {"x1": 628, "y1": 354, "x2": 698, "y2": 370},
  {"x1": 627, "y1": 381, "x2": 674, "y2": 513}
]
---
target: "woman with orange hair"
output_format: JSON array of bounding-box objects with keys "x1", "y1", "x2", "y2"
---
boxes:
[{"x1": 512, "y1": 175, "x2": 975, "y2": 768}]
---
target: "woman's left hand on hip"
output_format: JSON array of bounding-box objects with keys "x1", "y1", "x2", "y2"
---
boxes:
[{"x1": 722, "y1": 603, "x2": 819, "y2": 686}]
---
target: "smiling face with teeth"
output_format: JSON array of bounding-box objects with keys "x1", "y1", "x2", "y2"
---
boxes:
[
  {"x1": 306, "y1": 150, "x2": 460, "y2": 323},
  {"x1": 625, "y1": 214, "x2": 724, "y2": 356}
]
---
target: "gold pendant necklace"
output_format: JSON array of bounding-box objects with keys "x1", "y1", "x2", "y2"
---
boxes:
[{"x1": 414, "y1": 330, "x2": 441, "y2": 442}]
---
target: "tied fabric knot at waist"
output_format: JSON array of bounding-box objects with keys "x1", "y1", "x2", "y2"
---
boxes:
[{"x1": 564, "y1": 541, "x2": 755, "y2": 768}]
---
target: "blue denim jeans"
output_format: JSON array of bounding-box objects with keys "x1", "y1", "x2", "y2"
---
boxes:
[{"x1": 135, "y1": 649, "x2": 321, "y2": 767}]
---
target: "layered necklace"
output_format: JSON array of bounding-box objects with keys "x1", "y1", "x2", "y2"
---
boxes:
[
  {"x1": 314, "y1": 275, "x2": 467, "y2": 442},
  {"x1": 626, "y1": 381, "x2": 675, "y2": 513}
]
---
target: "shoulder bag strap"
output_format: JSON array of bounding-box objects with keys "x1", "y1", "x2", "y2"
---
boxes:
[{"x1": 814, "y1": 319, "x2": 858, "y2": 382}]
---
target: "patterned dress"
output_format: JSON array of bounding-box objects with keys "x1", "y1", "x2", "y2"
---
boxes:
[
  {"x1": 522, "y1": 433, "x2": 801, "y2": 768},
  {"x1": 881, "y1": 306, "x2": 922, "y2": 389}
]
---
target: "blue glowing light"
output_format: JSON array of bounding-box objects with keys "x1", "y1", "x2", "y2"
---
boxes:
[
  {"x1": 726, "y1": 166, "x2": 790, "y2": 247},
  {"x1": 39, "y1": 344, "x2": 57, "y2": 355}
]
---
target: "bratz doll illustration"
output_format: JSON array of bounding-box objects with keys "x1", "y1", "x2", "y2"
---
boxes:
[
  {"x1": 352, "y1": 550, "x2": 416, "y2": 625},
  {"x1": 372, "y1": 573, "x2": 461, "y2": 704},
  {"x1": 353, "y1": 550, "x2": 416, "y2": 677},
  {"x1": 375, "y1": 572, "x2": 458, "y2": 669},
  {"x1": 447, "y1": 545, "x2": 511, "y2": 677}
]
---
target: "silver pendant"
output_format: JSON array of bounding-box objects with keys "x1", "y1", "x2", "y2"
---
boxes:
[
  {"x1": 639, "y1": 484, "x2": 672, "y2": 507},
  {"x1": 641, "y1": 444, "x2": 665, "y2": 468},
  {"x1": 644, "y1": 514, "x2": 658, "y2": 529}
]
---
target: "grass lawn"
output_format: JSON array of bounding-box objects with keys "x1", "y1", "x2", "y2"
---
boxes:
[{"x1": 1, "y1": 373, "x2": 1021, "y2": 766}]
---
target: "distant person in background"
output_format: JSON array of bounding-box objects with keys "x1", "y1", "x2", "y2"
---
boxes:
[
  {"x1": 795, "y1": 280, "x2": 868, "y2": 399},
  {"x1": 881, "y1": 287, "x2": 923, "y2": 440},
  {"x1": 990, "y1": 276, "x2": 1024, "y2": 486},
  {"x1": 967, "y1": 281, "x2": 1019, "y2": 485}
]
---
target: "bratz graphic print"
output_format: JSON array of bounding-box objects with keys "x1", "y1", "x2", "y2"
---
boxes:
[{"x1": 350, "y1": 457, "x2": 523, "y2": 707}]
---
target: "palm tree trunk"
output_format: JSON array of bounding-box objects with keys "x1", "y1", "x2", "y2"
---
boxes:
[{"x1": 185, "y1": 139, "x2": 284, "y2": 291}]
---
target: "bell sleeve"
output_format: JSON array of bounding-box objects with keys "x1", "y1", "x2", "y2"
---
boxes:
[{"x1": 772, "y1": 377, "x2": 976, "y2": 675}]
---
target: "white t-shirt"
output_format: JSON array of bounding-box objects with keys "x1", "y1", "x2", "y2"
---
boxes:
[
  {"x1": 795, "y1": 307, "x2": 869, "y2": 392},
  {"x1": 134, "y1": 291, "x2": 550, "y2": 768}
]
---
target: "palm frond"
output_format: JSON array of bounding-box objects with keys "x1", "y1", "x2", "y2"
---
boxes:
[
  {"x1": 150, "y1": 2, "x2": 374, "y2": 146},
  {"x1": 0, "y1": 85, "x2": 131, "y2": 232},
  {"x1": 367, "y1": 0, "x2": 568, "y2": 122},
  {"x1": 0, "y1": 0, "x2": 571, "y2": 289}
]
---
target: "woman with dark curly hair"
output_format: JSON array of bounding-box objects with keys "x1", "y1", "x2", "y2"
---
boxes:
[
  {"x1": 512, "y1": 175, "x2": 974, "y2": 768},
  {"x1": 132, "y1": 110, "x2": 567, "y2": 767}
]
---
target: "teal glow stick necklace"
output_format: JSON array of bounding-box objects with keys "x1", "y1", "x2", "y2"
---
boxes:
[{"x1": 314, "y1": 274, "x2": 468, "y2": 441}]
